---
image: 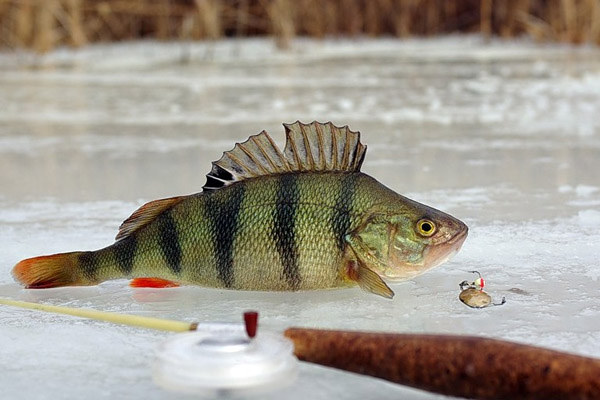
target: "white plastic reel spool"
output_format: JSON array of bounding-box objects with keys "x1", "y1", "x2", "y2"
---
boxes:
[{"x1": 153, "y1": 322, "x2": 298, "y2": 396}]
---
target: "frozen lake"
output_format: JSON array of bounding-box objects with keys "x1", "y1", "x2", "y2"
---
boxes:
[{"x1": 1, "y1": 37, "x2": 599, "y2": 399}]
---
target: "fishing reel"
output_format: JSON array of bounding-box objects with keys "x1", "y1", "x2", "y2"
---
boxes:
[{"x1": 153, "y1": 312, "x2": 298, "y2": 396}]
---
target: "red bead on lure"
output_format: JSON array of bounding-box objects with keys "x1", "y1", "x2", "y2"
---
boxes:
[{"x1": 244, "y1": 311, "x2": 258, "y2": 338}]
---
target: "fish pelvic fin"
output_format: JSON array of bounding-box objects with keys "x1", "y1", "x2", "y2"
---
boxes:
[
  {"x1": 203, "y1": 121, "x2": 367, "y2": 191},
  {"x1": 116, "y1": 196, "x2": 186, "y2": 241},
  {"x1": 130, "y1": 278, "x2": 180, "y2": 288},
  {"x1": 12, "y1": 252, "x2": 90, "y2": 288}
]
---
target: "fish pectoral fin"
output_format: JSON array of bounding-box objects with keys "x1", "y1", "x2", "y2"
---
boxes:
[
  {"x1": 344, "y1": 233, "x2": 394, "y2": 299},
  {"x1": 350, "y1": 262, "x2": 394, "y2": 299},
  {"x1": 130, "y1": 278, "x2": 180, "y2": 288}
]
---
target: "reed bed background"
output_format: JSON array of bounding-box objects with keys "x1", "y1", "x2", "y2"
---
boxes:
[{"x1": 1, "y1": 0, "x2": 599, "y2": 52}]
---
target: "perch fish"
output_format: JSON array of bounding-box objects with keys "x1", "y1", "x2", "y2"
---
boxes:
[{"x1": 13, "y1": 122, "x2": 468, "y2": 298}]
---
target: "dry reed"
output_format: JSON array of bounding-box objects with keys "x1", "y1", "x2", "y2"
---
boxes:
[{"x1": 0, "y1": 0, "x2": 599, "y2": 52}]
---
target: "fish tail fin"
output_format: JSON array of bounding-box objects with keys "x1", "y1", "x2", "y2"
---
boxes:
[{"x1": 12, "y1": 252, "x2": 91, "y2": 288}]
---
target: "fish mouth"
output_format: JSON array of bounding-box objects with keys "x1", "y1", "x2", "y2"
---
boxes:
[{"x1": 423, "y1": 227, "x2": 468, "y2": 269}]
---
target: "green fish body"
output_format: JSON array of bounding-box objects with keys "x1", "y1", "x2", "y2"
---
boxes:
[{"x1": 13, "y1": 122, "x2": 468, "y2": 298}]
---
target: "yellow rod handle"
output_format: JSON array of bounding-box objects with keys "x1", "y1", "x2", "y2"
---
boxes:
[{"x1": 0, "y1": 298, "x2": 196, "y2": 332}]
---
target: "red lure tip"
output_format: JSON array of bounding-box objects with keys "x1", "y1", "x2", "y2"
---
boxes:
[{"x1": 244, "y1": 311, "x2": 259, "y2": 338}]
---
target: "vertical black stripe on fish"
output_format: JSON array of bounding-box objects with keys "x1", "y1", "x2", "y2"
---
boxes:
[
  {"x1": 331, "y1": 173, "x2": 358, "y2": 250},
  {"x1": 114, "y1": 236, "x2": 137, "y2": 276},
  {"x1": 273, "y1": 174, "x2": 301, "y2": 290},
  {"x1": 206, "y1": 184, "x2": 245, "y2": 288},
  {"x1": 157, "y1": 209, "x2": 182, "y2": 275},
  {"x1": 78, "y1": 251, "x2": 99, "y2": 281}
]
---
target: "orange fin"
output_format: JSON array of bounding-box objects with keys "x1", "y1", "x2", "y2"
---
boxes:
[
  {"x1": 130, "y1": 278, "x2": 180, "y2": 288},
  {"x1": 12, "y1": 252, "x2": 87, "y2": 289},
  {"x1": 116, "y1": 196, "x2": 186, "y2": 241}
]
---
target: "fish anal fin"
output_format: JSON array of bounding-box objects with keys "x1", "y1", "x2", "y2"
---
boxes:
[
  {"x1": 116, "y1": 196, "x2": 186, "y2": 241},
  {"x1": 345, "y1": 260, "x2": 394, "y2": 299},
  {"x1": 130, "y1": 278, "x2": 180, "y2": 288}
]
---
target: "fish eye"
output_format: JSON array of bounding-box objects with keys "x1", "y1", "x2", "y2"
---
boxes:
[{"x1": 416, "y1": 219, "x2": 436, "y2": 237}]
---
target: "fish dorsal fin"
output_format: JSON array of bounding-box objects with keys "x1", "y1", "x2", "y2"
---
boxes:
[
  {"x1": 203, "y1": 131, "x2": 290, "y2": 191},
  {"x1": 283, "y1": 121, "x2": 366, "y2": 172},
  {"x1": 202, "y1": 121, "x2": 367, "y2": 191},
  {"x1": 115, "y1": 196, "x2": 185, "y2": 241}
]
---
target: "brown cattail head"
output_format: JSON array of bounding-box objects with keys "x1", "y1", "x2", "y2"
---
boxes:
[{"x1": 285, "y1": 328, "x2": 600, "y2": 400}]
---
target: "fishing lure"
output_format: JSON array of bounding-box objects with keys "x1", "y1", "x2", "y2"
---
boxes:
[{"x1": 459, "y1": 271, "x2": 505, "y2": 308}]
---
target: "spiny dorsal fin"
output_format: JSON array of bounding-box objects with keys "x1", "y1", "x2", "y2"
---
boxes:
[
  {"x1": 115, "y1": 196, "x2": 185, "y2": 241},
  {"x1": 283, "y1": 121, "x2": 366, "y2": 172},
  {"x1": 203, "y1": 131, "x2": 290, "y2": 191},
  {"x1": 202, "y1": 121, "x2": 367, "y2": 191}
]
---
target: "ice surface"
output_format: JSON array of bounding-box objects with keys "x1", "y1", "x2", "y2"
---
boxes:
[{"x1": 1, "y1": 37, "x2": 599, "y2": 399}]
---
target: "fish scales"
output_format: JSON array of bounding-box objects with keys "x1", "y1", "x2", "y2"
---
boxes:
[
  {"x1": 206, "y1": 183, "x2": 245, "y2": 288},
  {"x1": 79, "y1": 251, "x2": 100, "y2": 281},
  {"x1": 228, "y1": 173, "x2": 372, "y2": 290},
  {"x1": 114, "y1": 234, "x2": 137, "y2": 276},
  {"x1": 90, "y1": 173, "x2": 375, "y2": 291},
  {"x1": 173, "y1": 195, "x2": 221, "y2": 287},
  {"x1": 12, "y1": 121, "x2": 468, "y2": 298},
  {"x1": 273, "y1": 174, "x2": 301, "y2": 290},
  {"x1": 291, "y1": 173, "x2": 362, "y2": 289}
]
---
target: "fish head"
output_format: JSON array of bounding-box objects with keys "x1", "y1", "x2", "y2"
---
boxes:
[{"x1": 351, "y1": 206, "x2": 468, "y2": 282}]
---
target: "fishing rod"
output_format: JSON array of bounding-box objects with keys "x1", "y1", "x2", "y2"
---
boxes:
[
  {"x1": 0, "y1": 297, "x2": 198, "y2": 332},
  {"x1": 1, "y1": 297, "x2": 599, "y2": 400}
]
